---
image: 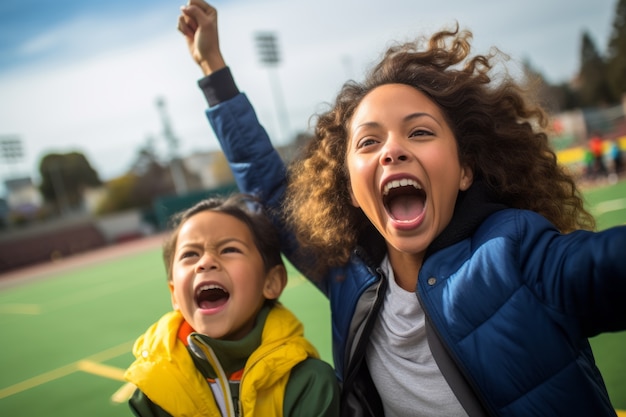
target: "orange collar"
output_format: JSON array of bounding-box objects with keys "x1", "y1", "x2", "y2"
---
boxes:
[{"x1": 177, "y1": 319, "x2": 194, "y2": 346}]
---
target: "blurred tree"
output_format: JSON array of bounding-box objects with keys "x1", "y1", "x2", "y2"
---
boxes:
[
  {"x1": 547, "y1": 82, "x2": 580, "y2": 112},
  {"x1": 132, "y1": 159, "x2": 176, "y2": 207},
  {"x1": 39, "y1": 152, "x2": 102, "y2": 215},
  {"x1": 97, "y1": 140, "x2": 176, "y2": 214},
  {"x1": 577, "y1": 31, "x2": 613, "y2": 107},
  {"x1": 521, "y1": 58, "x2": 572, "y2": 113},
  {"x1": 129, "y1": 139, "x2": 176, "y2": 206},
  {"x1": 131, "y1": 135, "x2": 161, "y2": 176},
  {"x1": 606, "y1": 0, "x2": 626, "y2": 101},
  {"x1": 95, "y1": 173, "x2": 138, "y2": 214}
]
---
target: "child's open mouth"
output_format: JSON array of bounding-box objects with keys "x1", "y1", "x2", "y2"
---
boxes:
[{"x1": 195, "y1": 284, "x2": 230, "y2": 310}]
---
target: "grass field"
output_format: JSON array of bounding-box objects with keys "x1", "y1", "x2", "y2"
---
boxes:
[{"x1": 0, "y1": 180, "x2": 624, "y2": 416}]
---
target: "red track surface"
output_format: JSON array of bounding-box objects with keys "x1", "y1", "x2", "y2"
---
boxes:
[{"x1": 0, "y1": 233, "x2": 167, "y2": 290}]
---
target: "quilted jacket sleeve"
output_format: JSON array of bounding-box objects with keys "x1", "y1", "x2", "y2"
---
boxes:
[{"x1": 517, "y1": 210, "x2": 626, "y2": 336}]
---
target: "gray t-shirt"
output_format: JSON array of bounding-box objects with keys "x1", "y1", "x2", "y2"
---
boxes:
[{"x1": 365, "y1": 256, "x2": 468, "y2": 417}]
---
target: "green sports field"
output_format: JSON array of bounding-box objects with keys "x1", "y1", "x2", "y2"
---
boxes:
[{"x1": 0, "y1": 180, "x2": 625, "y2": 416}]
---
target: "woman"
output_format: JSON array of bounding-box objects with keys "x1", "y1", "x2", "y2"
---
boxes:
[{"x1": 179, "y1": 2, "x2": 626, "y2": 415}]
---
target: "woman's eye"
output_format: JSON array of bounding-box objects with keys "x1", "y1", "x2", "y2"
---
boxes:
[
  {"x1": 409, "y1": 129, "x2": 433, "y2": 138},
  {"x1": 357, "y1": 137, "x2": 378, "y2": 149}
]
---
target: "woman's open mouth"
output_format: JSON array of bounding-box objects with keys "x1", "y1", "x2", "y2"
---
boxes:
[{"x1": 382, "y1": 178, "x2": 426, "y2": 224}]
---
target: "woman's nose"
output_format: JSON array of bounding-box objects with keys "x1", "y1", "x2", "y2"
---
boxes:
[{"x1": 380, "y1": 137, "x2": 409, "y2": 165}]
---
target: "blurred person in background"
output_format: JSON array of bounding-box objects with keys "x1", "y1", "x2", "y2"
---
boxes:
[
  {"x1": 609, "y1": 136, "x2": 623, "y2": 183},
  {"x1": 590, "y1": 131, "x2": 609, "y2": 179}
]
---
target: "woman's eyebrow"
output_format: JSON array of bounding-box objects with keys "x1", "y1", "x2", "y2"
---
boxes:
[{"x1": 404, "y1": 112, "x2": 442, "y2": 127}]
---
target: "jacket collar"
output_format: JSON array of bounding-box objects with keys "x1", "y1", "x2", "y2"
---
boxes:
[
  {"x1": 425, "y1": 180, "x2": 507, "y2": 259},
  {"x1": 187, "y1": 303, "x2": 270, "y2": 378},
  {"x1": 356, "y1": 180, "x2": 507, "y2": 266}
]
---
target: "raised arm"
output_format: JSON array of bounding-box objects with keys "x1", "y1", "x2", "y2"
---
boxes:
[
  {"x1": 177, "y1": 1, "x2": 302, "y2": 270},
  {"x1": 178, "y1": 0, "x2": 225, "y2": 76},
  {"x1": 177, "y1": 0, "x2": 286, "y2": 211}
]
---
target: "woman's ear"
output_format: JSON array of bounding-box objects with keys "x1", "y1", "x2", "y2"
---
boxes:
[
  {"x1": 263, "y1": 265, "x2": 287, "y2": 300},
  {"x1": 168, "y1": 282, "x2": 179, "y2": 310},
  {"x1": 459, "y1": 165, "x2": 474, "y2": 191}
]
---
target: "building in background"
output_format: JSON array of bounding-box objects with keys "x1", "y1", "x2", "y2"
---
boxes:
[{"x1": 4, "y1": 177, "x2": 42, "y2": 220}]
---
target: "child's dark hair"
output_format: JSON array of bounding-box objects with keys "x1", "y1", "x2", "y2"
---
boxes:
[{"x1": 162, "y1": 194, "x2": 284, "y2": 282}]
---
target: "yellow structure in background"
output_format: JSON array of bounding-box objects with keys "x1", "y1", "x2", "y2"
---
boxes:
[{"x1": 556, "y1": 136, "x2": 626, "y2": 166}]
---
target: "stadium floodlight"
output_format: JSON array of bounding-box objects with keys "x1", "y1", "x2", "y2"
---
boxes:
[
  {"x1": 253, "y1": 32, "x2": 291, "y2": 143},
  {"x1": 255, "y1": 32, "x2": 281, "y2": 66},
  {"x1": 0, "y1": 136, "x2": 23, "y2": 163}
]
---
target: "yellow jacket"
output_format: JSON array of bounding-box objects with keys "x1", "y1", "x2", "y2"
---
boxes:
[{"x1": 124, "y1": 304, "x2": 319, "y2": 417}]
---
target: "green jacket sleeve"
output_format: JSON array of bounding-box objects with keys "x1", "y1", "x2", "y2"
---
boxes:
[
  {"x1": 128, "y1": 389, "x2": 172, "y2": 417},
  {"x1": 283, "y1": 358, "x2": 340, "y2": 417}
]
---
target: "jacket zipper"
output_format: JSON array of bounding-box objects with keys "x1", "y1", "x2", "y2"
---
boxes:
[
  {"x1": 341, "y1": 266, "x2": 387, "y2": 391},
  {"x1": 190, "y1": 335, "x2": 237, "y2": 417}
]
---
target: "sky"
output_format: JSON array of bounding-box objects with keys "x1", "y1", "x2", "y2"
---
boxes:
[{"x1": 0, "y1": 0, "x2": 619, "y2": 196}]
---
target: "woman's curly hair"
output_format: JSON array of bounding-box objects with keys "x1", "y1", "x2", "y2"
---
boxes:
[{"x1": 284, "y1": 25, "x2": 595, "y2": 271}]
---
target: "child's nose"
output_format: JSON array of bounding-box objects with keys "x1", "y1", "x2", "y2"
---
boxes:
[{"x1": 195, "y1": 253, "x2": 219, "y2": 272}]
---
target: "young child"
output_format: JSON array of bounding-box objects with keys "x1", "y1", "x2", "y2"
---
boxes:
[
  {"x1": 124, "y1": 194, "x2": 339, "y2": 417},
  {"x1": 179, "y1": 2, "x2": 626, "y2": 416}
]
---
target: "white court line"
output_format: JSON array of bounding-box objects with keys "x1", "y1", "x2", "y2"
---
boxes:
[
  {"x1": 592, "y1": 198, "x2": 626, "y2": 216},
  {"x1": 0, "y1": 341, "x2": 133, "y2": 400},
  {"x1": 0, "y1": 304, "x2": 41, "y2": 315}
]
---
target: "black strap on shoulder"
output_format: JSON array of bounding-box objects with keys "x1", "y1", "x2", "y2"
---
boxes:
[{"x1": 426, "y1": 317, "x2": 493, "y2": 417}]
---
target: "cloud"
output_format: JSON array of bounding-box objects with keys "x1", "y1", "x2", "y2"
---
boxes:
[{"x1": 0, "y1": 0, "x2": 618, "y2": 196}]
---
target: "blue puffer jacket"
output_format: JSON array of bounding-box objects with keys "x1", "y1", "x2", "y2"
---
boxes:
[{"x1": 202, "y1": 73, "x2": 626, "y2": 416}]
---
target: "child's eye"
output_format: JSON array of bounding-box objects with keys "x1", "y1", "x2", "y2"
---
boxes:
[
  {"x1": 180, "y1": 251, "x2": 198, "y2": 259},
  {"x1": 221, "y1": 246, "x2": 243, "y2": 254}
]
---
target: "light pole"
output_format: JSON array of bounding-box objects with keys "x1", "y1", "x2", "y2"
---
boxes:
[
  {"x1": 156, "y1": 97, "x2": 188, "y2": 195},
  {"x1": 254, "y1": 32, "x2": 291, "y2": 144}
]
